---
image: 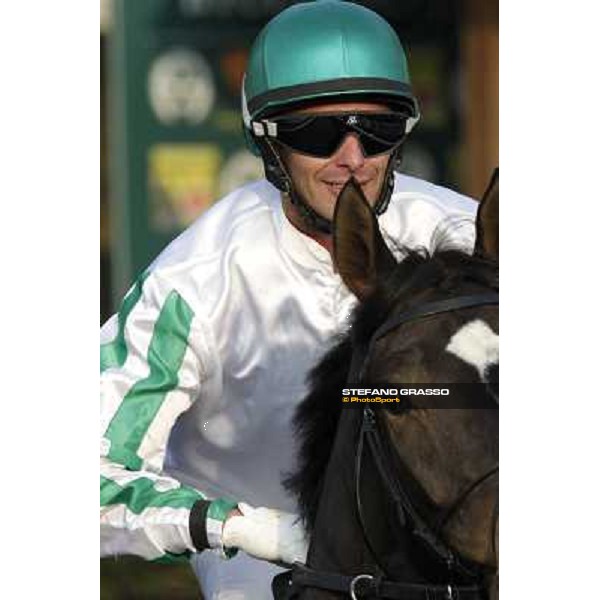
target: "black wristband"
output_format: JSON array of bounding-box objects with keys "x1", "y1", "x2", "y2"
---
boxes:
[{"x1": 189, "y1": 499, "x2": 212, "y2": 551}]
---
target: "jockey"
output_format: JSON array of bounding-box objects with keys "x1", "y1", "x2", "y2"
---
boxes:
[{"x1": 100, "y1": 1, "x2": 478, "y2": 598}]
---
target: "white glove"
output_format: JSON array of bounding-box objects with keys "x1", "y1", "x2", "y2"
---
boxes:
[{"x1": 221, "y1": 502, "x2": 309, "y2": 565}]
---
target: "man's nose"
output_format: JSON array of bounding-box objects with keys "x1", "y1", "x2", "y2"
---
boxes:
[{"x1": 332, "y1": 133, "x2": 366, "y2": 170}]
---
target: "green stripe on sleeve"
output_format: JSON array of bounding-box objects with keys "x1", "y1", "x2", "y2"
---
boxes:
[
  {"x1": 101, "y1": 271, "x2": 150, "y2": 372},
  {"x1": 100, "y1": 474, "x2": 204, "y2": 560},
  {"x1": 104, "y1": 290, "x2": 195, "y2": 470},
  {"x1": 100, "y1": 475, "x2": 202, "y2": 512}
]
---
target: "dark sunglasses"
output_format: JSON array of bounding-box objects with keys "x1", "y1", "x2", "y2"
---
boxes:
[{"x1": 252, "y1": 113, "x2": 409, "y2": 158}]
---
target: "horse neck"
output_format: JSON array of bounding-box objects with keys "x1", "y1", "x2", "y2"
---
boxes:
[{"x1": 301, "y1": 409, "x2": 423, "y2": 599}]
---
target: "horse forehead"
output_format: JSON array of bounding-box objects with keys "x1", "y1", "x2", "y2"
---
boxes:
[{"x1": 445, "y1": 319, "x2": 499, "y2": 378}]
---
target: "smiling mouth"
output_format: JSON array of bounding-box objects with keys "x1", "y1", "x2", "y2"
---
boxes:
[
  {"x1": 325, "y1": 182, "x2": 344, "y2": 195},
  {"x1": 324, "y1": 179, "x2": 370, "y2": 194}
]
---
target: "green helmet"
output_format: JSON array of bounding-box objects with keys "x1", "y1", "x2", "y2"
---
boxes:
[
  {"x1": 242, "y1": 0, "x2": 420, "y2": 154},
  {"x1": 241, "y1": 0, "x2": 420, "y2": 234}
]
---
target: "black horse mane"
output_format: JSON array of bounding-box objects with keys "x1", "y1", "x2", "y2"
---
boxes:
[{"x1": 284, "y1": 247, "x2": 498, "y2": 529}]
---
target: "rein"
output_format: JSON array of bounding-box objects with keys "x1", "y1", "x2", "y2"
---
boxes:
[
  {"x1": 355, "y1": 407, "x2": 498, "y2": 594},
  {"x1": 275, "y1": 292, "x2": 498, "y2": 599}
]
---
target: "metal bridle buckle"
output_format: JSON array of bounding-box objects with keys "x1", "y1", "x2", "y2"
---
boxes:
[{"x1": 350, "y1": 574, "x2": 374, "y2": 600}]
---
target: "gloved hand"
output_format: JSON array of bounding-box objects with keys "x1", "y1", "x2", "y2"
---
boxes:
[{"x1": 221, "y1": 502, "x2": 309, "y2": 565}]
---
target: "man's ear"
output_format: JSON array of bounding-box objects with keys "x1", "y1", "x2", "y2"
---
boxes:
[
  {"x1": 333, "y1": 178, "x2": 396, "y2": 302},
  {"x1": 474, "y1": 168, "x2": 499, "y2": 261}
]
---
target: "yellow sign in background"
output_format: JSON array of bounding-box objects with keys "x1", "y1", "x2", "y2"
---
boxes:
[{"x1": 148, "y1": 143, "x2": 223, "y2": 231}]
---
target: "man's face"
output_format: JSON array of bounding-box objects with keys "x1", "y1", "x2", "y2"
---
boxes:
[{"x1": 280, "y1": 101, "x2": 393, "y2": 223}]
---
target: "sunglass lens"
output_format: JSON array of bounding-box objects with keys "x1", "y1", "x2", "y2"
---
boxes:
[
  {"x1": 275, "y1": 116, "x2": 342, "y2": 156},
  {"x1": 354, "y1": 115, "x2": 407, "y2": 154},
  {"x1": 271, "y1": 114, "x2": 407, "y2": 157}
]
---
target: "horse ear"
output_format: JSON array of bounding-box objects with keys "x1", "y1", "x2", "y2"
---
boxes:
[
  {"x1": 333, "y1": 178, "x2": 396, "y2": 301},
  {"x1": 474, "y1": 168, "x2": 499, "y2": 261}
]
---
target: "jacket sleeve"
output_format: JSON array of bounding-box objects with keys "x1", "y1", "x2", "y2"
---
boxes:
[{"x1": 100, "y1": 270, "x2": 237, "y2": 562}]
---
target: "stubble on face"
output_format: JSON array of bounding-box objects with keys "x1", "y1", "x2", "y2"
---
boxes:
[{"x1": 279, "y1": 102, "x2": 393, "y2": 229}]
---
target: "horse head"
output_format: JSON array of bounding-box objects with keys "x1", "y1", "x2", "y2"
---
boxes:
[
  {"x1": 337, "y1": 171, "x2": 498, "y2": 588},
  {"x1": 282, "y1": 171, "x2": 499, "y2": 599}
]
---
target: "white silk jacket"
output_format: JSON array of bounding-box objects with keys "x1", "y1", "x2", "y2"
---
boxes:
[{"x1": 100, "y1": 174, "x2": 476, "y2": 565}]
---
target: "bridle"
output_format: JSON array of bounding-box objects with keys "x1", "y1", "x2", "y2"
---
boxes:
[
  {"x1": 347, "y1": 292, "x2": 500, "y2": 382},
  {"x1": 274, "y1": 291, "x2": 499, "y2": 599},
  {"x1": 353, "y1": 407, "x2": 498, "y2": 599},
  {"x1": 351, "y1": 291, "x2": 500, "y2": 587}
]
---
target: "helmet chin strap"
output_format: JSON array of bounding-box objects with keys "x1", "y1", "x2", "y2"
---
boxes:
[{"x1": 258, "y1": 138, "x2": 402, "y2": 235}]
